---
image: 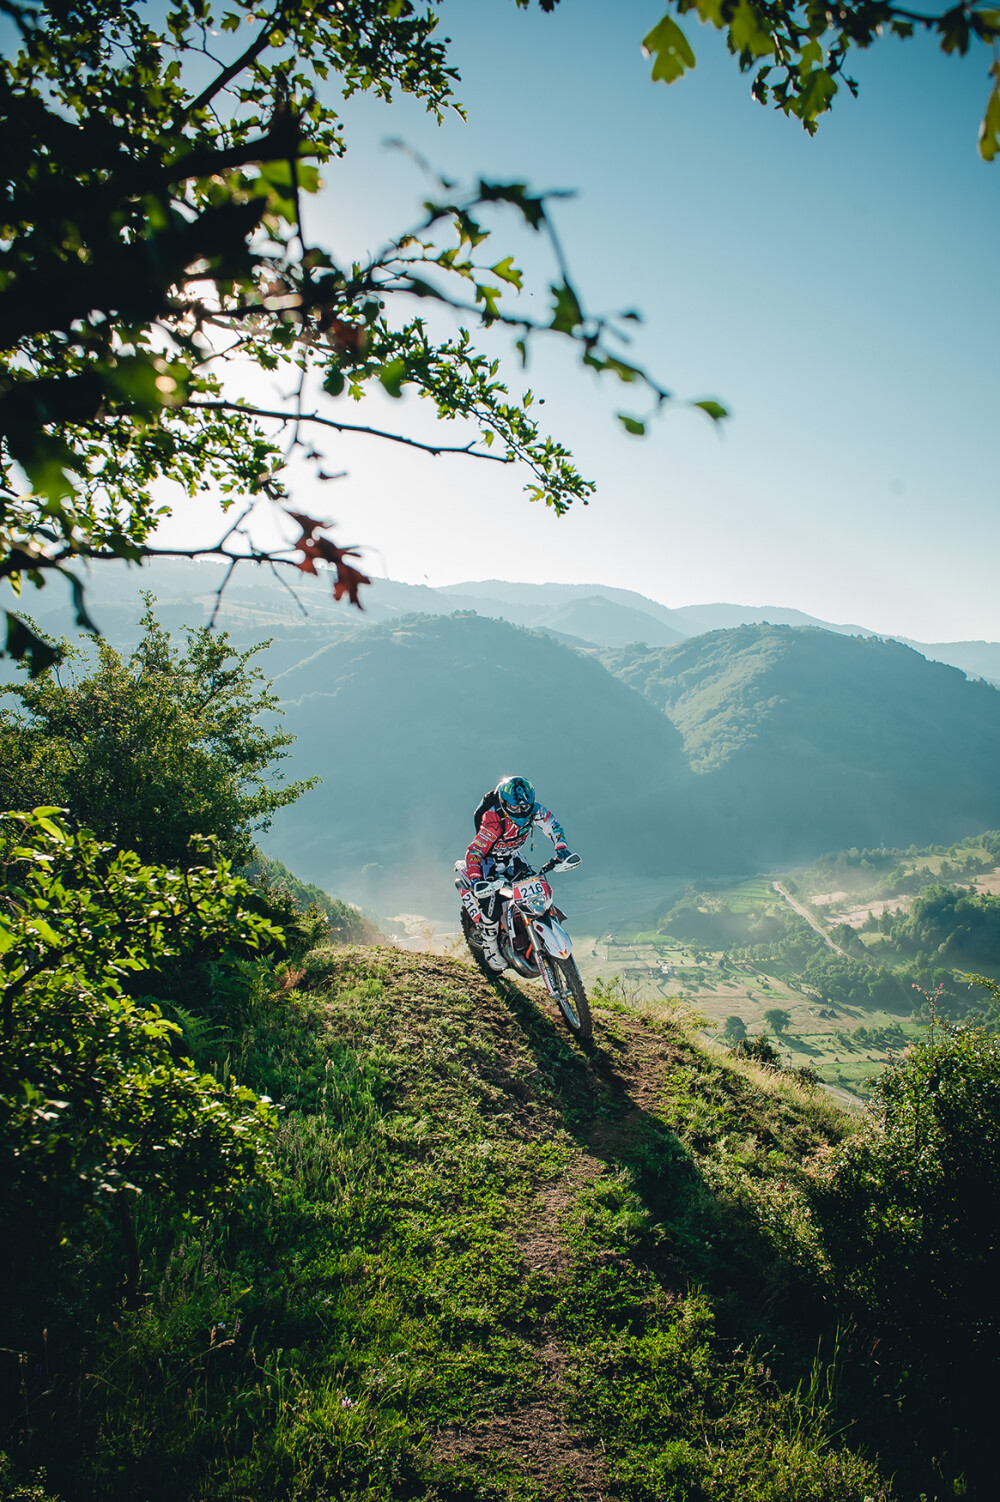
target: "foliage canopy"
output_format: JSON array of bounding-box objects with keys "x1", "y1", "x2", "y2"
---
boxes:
[
  {"x1": 825, "y1": 1023, "x2": 1000, "y2": 1491},
  {"x1": 631, "y1": 0, "x2": 1000, "y2": 156},
  {"x1": 0, "y1": 0, "x2": 691, "y2": 672},
  {"x1": 0, "y1": 600, "x2": 313, "y2": 866},
  {"x1": 0, "y1": 809, "x2": 280, "y2": 1251},
  {"x1": 2, "y1": 0, "x2": 989, "y2": 673}
]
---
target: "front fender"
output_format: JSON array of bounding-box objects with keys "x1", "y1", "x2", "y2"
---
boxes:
[{"x1": 533, "y1": 915, "x2": 572, "y2": 961}]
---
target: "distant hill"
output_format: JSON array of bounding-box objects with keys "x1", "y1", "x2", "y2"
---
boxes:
[
  {"x1": 600, "y1": 625, "x2": 1000, "y2": 865},
  {"x1": 666, "y1": 602, "x2": 874, "y2": 637},
  {"x1": 262, "y1": 614, "x2": 1000, "y2": 903},
  {"x1": 439, "y1": 577, "x2": 686, "y2": 630},
  {"x1": 10, "y1": 567, "x2": 1000, "y2": 892},
  {"x1": 532, "y1": 594, "x2": 683, "y2": 647},
  {"x1": 899, "y1": 639, "x2": 1000, "y2": 686},
  {"x1": 435, "y1": 579, "x2": 875, "y2": 640},
  {"x1": 263, "y1": 613, "x2": 724, "y2": 909}
]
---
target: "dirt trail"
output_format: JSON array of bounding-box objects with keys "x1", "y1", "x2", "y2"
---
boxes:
[{"x1": 431, "y1": 979, "x2": 683, "y2": 1500}]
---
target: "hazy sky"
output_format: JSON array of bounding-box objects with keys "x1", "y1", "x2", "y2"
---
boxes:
[{"x1": 156, "y1": 0, "x2": 999, "y2": 642}]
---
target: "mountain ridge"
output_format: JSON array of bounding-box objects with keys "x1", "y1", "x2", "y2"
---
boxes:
[
  {"x1": 262, "y1": 613, "x2": 1000, "y2": 906},
  {"x1": 5, "y1": 558, "x2": 999, "y2": 681}
]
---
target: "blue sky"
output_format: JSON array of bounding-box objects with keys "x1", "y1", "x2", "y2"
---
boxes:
[{"x1": 157, "y1": 0, "x2": 999, "y2": 642}]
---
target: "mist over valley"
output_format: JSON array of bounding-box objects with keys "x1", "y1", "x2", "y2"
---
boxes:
[{"x1": 13, "y1": 558, "x2": 1000, "y2": 916}]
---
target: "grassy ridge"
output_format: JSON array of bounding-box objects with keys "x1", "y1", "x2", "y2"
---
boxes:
[{"x1": 4, "y1": 948, "x2": 892, "y2": 1501}]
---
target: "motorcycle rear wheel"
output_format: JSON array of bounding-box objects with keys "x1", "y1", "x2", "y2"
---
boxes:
[{"x1": 552, "y1": 956, "x2": 592, "y2": 1041}]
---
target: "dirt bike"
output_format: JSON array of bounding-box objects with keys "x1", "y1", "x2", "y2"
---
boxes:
[{"x1": 456, "y1": 853, "x2": 593, "y2": 1040}]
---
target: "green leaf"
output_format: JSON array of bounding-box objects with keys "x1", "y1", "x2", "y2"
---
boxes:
[
  {"x1": 728, "y1": 0, "x2": 775, "y2": 59},
  {"x1": 490, "y1": 256, "x2": 523, "y2": 289},
  {"x1": 979, "y1": 64, "x2": 1000, "y2": 161},
  {"x1": 379, "y1": 359, "x2": 407, "y2": 398},
  {"x1": 795, "y1": 67, "x2": 838, "y2": 124},
  {"x1": 30, "y1": 915, "x2": 61, "y2": 946},
  {"x1": 476, "y1": 283, "x2": 503, "y2": 320},
  {"x1": 33, "y1": 815, "x2": 66, "y2": 840},
  {"x1": 798, "y1": 38, "x2": 823, "y2": 77},
  {"x1": 550, "y1": 281, "x2": 583, "y2": 334},
  {"x1": 477, "y1": 180, "x2": 546, "y2": 229},
  {"x1": 642, "y1": 13, "x2": 697, "y2": 83},
  {"x1": 692, "y1": 0, "x2": 726, "y2": 28},
  {"x1": 618, "y1": 414, "x2": 646, "y2": 436},
  {"x1": 693, "y1": 398, "x2": 729, "y2": 422}
]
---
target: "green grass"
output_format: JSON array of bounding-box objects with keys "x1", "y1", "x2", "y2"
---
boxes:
[{"x1": 2, "y1": 947, "x2": 894, "y2": 1501}]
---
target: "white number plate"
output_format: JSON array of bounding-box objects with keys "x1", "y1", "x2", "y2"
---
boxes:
[{"x1": 516, "y1": 880, "x2": 546, "y2": 902}]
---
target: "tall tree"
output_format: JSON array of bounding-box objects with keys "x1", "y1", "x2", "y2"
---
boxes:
[{"x1": 0, "y1": 600, "x2": 314, "y2": 866}]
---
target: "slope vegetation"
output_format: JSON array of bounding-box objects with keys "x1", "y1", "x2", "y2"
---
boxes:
[{"x1": 7, "y1": 946, "x2": 897, "y2": 1502}]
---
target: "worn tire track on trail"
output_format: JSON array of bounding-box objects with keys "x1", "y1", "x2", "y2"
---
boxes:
[{"x1": 430, "y1": 972, "x2": 684, "y2": 1502}]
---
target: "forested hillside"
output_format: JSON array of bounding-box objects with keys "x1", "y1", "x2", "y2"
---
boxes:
[
  {"x1": 10, "y1": 590, "x2": 1000, "y2": 905},
  {"x1": 600, "y1": 625, "x2": 1000, "y2": 864},
  {"x1": 266, "y1": 617, "x2": 1000, "y2": 902}
]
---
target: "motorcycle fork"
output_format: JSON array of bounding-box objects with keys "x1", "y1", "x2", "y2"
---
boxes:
[{"x1": 513, "y1": 909, "x2": 534, "y2": 961}]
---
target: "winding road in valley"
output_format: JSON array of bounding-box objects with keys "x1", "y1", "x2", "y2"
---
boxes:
[{"x1": 771, "y1": 881, "x2": 849, "y2": 957}]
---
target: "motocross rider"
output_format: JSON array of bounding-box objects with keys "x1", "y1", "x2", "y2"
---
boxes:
[{"x1": 459, "y1": 775, "x2": 576, "y2": 971}]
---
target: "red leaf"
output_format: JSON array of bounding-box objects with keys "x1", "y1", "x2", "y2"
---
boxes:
[
  {"x1": 286, "y1": 510, "x2": 370, "y2": 609},
  {"x1": 321, "y1": 317, "x2": 368, "y2": 358}
]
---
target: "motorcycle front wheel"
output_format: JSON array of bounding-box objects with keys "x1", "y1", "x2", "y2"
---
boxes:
[{"x1": 551, "y1": 955, "x2": 593, "y2": 1041}]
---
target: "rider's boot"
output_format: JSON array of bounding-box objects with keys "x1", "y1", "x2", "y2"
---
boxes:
[{"x1": 479, "y1": 920, "x2": 506, "y2": 972}]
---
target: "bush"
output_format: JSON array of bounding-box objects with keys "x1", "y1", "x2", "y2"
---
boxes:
[
  {"x1": 824, "y1": 1024, "x2": 1000, "y2": 1494},
  {"x1": 0, "y1": 811, "x2": 280, "y2": 1274},
  {"x1": 732, "y1": 1033, "x2": 782, "y2": 1068},
  {"x1": 0, "y1": 602, "x2": 315, "y2": 867}
]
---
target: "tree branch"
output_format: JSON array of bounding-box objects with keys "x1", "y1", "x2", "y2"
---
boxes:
[
  {"x1": 185, "y1": 400, "x2": 512, "y2": 461},
  {"x1": 181, "y1": 8, "x2": 282, "y2": 123}
]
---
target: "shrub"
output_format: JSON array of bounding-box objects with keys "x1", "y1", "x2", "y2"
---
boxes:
[
  {"x1": 0, "y1": 602, "x2": 315, "y2": 868},
  {"x1": 732, "y1": 1033, "x2": 782, "y2": 1068},
  {"x1": 824, "y1": 1023, "x2": 1000, "y2": 1494},
  {"x1": 0, "y1": 811, "x2": 280, "y2": 1279}
]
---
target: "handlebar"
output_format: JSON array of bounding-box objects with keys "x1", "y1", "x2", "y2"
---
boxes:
[
  {"x1": 476, "y1": 854, "x2": 581, "y2": 891},
  {"x1": 539, "y1": 853, "x2": 582, "y2": 876}
]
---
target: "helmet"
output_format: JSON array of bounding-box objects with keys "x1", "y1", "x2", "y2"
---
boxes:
[{"x1": 496, "y1": 776, "x2": 535, "y2": 828}]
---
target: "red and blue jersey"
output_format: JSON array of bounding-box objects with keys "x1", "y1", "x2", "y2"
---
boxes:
[{"x1": 464, "y1": 802, "x2": 568, "y2": 882}]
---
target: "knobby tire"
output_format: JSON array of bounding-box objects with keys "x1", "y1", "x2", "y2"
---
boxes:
[
  {"x1": 461, "y1": 909, "x2": 592, "y2": 1041},
  {"x1": 460, "y1": 907, "x2": 498, "y2": 982},
  {"x1": 553, "y1": 955, "x2": 592, "y2": 1040}
]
